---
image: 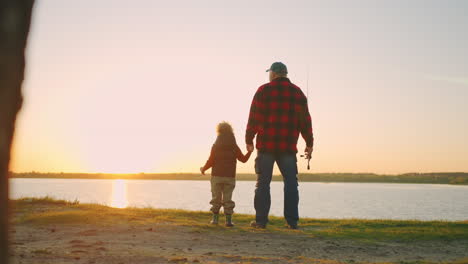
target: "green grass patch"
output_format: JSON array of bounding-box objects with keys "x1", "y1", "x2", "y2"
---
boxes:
[
  {"x1": 11, "y1": 197, "x2": 468, "y2": 243},
  {"x1": 298, "y1": 218, "x2": 468, "y2": 242},
  {"x1": 13, "y1": 195, "x2": 79, "y2": 206},
  {"x1": 31, "y1": 249, "x2": 52, "y2": 254}
]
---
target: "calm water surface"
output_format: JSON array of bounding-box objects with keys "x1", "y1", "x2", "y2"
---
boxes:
[{"x1": 10, "y1": 178, "x2": 468, "y2": 221}]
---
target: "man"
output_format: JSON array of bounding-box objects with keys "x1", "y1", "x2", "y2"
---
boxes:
[{"x1": 246, "y1": 62, "x2": 314, "y2": 229}]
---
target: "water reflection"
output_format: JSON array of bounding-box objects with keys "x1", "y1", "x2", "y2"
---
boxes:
[{"x1": 111, "y1": 179, "x2": 128, "y2": 208}]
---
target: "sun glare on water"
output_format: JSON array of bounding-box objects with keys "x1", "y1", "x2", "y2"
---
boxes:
[{"x1": 110, "y1": 179, "x2": 128, "y2": 208}]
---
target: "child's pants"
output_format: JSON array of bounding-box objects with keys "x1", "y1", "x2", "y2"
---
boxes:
[{"x1": 210, "y1": 176, "x2": 236, "y2": 214}]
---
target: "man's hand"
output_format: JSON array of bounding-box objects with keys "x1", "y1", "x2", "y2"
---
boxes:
[
  {"x1": 246, "y1": 144, "x2": 254, "y2": 153},
  {"x1": 305, "y1": 146, "x2": 313, "y2": 159},
  {"x1": 200, "y1": 167, "x2": 206, "y2": 175}
]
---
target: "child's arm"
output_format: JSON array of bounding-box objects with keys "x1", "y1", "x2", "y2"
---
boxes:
[
  {"x1": 200, "y1": 146, "x2": 215, "y2": 175},
  {"x1": 236, "y1": 145, "x2": 253, "y2": 163}
]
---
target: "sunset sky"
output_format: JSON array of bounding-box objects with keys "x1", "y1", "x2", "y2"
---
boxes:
[{"x1": 11, "y1": 0, "x2": 468, "y2": 174}]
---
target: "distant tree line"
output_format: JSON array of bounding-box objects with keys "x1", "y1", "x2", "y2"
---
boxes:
[
  {"x1": 9, "y1": 172, "x2": 468, "y2": 185},
  {"x1": 297, "y1": 172, "x2": 468, "y2": 185}
]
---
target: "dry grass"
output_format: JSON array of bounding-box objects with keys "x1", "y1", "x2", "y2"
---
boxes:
[{"x1": 11, "y1": 197, "x2": 468, "y2": 243}]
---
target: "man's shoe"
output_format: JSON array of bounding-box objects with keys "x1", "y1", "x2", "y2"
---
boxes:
[
  {"x1": 250, "y1": 221, "x2": 266, "y2": 229},
  {"x1": 210, "y1": 214, "x2": 219, "y2": 225},
  {"x1": 287, "y1": 224, "x2": 298, "y2": 230},
  {"x1": 225, "y1": 214, "x2": 234, "y2": 227}
]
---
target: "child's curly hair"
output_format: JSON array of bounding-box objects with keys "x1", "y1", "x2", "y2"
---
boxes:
[{"x1": 216, "y1": 121, "x2": 234, "y2": 135}]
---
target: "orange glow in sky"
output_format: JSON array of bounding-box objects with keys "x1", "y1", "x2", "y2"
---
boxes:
[{"x1": 10, "y1": 1, "x2": 468, "y2": 174}]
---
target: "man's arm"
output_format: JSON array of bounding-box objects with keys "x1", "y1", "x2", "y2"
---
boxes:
[
  {"x1": 299, "y1": 96, "x2": 314, "y2": 151},
  {"x1": 245, "y1": 87, "x2": 264, "y2": 148}
]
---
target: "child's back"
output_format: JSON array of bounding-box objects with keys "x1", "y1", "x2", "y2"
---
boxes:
[
  {"x1": 200, "y1": 122, "x2": 252, "y2": 227},
  {"x1": 211, "y1": 132, "x2": 247, "y2": 178}
]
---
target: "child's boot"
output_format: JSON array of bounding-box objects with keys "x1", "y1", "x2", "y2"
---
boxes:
[
  {"x1": 225, "y1": 214, "x2": 234, "y2": 227},
  {"x1": 210, "y1": 213, "x2": 219, "y2": 225}
]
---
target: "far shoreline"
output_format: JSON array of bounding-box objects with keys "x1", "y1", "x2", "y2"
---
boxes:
[{"x1": 9, "y1": 172, "x2": 468, "y2": 185}]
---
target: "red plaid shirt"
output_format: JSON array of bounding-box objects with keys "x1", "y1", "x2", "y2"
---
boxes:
[{"x1": 245, "y1": 77, "x2": 314, "y2": 153}]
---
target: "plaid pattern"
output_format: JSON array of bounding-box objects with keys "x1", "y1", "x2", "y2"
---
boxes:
[{"x1": 245, "y1": 77, "x2": 313, "y2": 153}]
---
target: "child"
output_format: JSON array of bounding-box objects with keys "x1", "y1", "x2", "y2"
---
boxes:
[{"x1": 200, "y1": 121, "x2": 252, "y2": 227}]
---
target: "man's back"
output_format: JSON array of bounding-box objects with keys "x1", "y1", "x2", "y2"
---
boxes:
[{"x1": 246, "y1": 77, "x2": 313, "y2": 153}]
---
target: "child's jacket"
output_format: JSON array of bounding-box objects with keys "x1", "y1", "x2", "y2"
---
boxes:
[{"x1": 202, "y1": 133, "x2": 251, "y2": 177}]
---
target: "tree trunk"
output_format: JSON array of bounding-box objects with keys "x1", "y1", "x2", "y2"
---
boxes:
[{"x1": 0, "y1": 1, "x2": 35, "y2": 263}]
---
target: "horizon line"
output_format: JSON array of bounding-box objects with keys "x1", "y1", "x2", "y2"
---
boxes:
[{"x1": 9, "y1": 171, "x2": 468, "y2": 175}]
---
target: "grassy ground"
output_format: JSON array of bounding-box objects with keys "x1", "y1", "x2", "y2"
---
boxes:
[
  {"x1": 11, "y1": 197, "x2": 468, "y2": 243},
  {"x1": 10, "y1": 172, "x2": 468, "y2": 185},
  {"x1": 8, "y1": 197, "x2": 468, "y2": 264}
]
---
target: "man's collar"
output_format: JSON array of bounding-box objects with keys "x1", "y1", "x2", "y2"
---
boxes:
[{"x1": 271, "y1": 77, "x2": 290, "y2": 83}]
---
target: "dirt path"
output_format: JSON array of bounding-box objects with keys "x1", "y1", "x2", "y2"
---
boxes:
[{"x1": 10, "y1": 221, "x2": 468, "y2": 264}]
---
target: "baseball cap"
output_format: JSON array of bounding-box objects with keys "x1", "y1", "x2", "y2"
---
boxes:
[{"x1": 266, "y1": 62, "x2": 288, "y2": 74}]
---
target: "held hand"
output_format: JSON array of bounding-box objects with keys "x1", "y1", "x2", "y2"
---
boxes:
[
  {"x1": 199, "y1": 167, "x2": 206, "y2": 175},
  {"x1": 246, "y1": 144, "x2": 254, "y2": 153},
  {"x1": 305, "y1": 146, "x2": 313, "y2": 159}
]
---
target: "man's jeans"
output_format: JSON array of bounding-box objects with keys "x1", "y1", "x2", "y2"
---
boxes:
[{"x1": 254, "y1": 151, "x2": 299, "y2": 226}]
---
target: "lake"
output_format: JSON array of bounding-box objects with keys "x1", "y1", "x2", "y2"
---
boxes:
[{"x1": 10, "y1": 178, "x2": 468, "y2": 221}]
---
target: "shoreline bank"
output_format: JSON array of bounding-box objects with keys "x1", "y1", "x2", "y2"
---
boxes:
[{"x1": 8, "y1": 197, "x2": 468, "y2": 264}]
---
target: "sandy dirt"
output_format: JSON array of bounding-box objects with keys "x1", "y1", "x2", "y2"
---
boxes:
[{"x1": 9, "y1": 220, "x2": 468, "y2": 264}]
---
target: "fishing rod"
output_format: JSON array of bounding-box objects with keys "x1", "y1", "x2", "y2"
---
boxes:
[{"x1": 300, "y1": 64, "x2": 312, "y2": 170}]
